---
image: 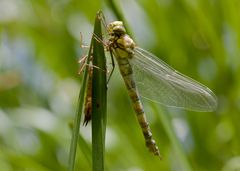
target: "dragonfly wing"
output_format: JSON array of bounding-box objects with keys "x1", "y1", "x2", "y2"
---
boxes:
[{"x1": 130, "y1": 47, "x2": 217, "y2": 112}]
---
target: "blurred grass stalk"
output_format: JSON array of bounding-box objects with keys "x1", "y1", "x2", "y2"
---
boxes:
[
  {"x1": 106, "y1": 0, "x2": 133, "y2": 36},
  {"x1": 68, "y1": 11, "x2": 107, "y2": 171},
  {"x1": 152, "y1": 104, "x2": 192, "y2": 171}
]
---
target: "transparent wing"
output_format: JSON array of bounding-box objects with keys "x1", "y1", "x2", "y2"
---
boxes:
[{"x1": 130, "y1": 47, "x2": 217, "y2": 112}]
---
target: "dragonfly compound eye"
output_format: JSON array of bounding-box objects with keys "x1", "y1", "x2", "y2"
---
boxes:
[
  {"x1": 108, "y1": 21, "x2": 126, "y2": 35},
  {"x1": 112, "y1": 25, "x2": 126, "y2": 34}
]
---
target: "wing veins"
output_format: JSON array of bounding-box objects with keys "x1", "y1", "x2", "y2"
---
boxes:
[{"x1": 129, "y1": 47, "x2": 217, "y2": 111}]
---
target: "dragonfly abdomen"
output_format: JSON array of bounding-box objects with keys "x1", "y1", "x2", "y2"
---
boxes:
[{"x1": 116, "y1": 56, "x2": 161, "y2": 157}]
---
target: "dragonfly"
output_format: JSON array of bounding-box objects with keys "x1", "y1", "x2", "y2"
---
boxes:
[{"x1": 81, "y1": 14, "x2": 218, "y2": 158}]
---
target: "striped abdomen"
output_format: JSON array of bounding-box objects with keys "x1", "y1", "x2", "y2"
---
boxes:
[{"x1": 115, "y1": 53, "x2": 161, "y2": 157}]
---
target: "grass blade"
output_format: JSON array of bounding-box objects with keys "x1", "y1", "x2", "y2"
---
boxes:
[
  {"x1": 91, "y1": 11, "x2": 107, "y2": 171},
  {"x1": 68, "y1": 29, "x2": 94, "y2": 171},
  {"x1": 68, "y1": 122, "x2": 92, "y2": 166}
]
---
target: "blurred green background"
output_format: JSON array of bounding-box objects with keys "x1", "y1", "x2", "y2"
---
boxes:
[{"x1": 0, "y1": 0, "x2": 240, "y2": 171}]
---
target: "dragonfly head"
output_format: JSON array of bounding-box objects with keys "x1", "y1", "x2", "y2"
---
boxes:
[{"x1": 107, "y1": 21, "x2": 126, "y2": 36}]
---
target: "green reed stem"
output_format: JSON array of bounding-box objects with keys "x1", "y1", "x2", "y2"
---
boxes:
[{"x1": 91, "y1": 11, "x2": 107, "y2": 171}]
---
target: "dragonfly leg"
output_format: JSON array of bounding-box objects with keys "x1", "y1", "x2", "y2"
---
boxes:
[
  {"x1": 79, "y1": 32, "x2": 90, "y2": 48},
  {"x1": 78, "y1": 55, "x2": 88, "y2": 74},
  {"x1": 78, "y1": 54, "x2": 106, "y2": 75},
  {"x1": 90, "y1": 33, "x2": 115, "y2": 85},
  {"x1": 92, "y1": 32, "x2": 108, "y2": 49},
  {"x1": 78, "y1": 32, "x2": 92, "y2": 74},
  {"x1": 107, "y1": 49, "x2": 115, "y2": 84}
]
